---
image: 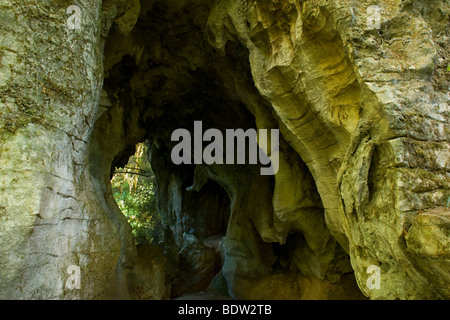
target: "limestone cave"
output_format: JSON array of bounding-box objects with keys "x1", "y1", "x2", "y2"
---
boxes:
[{"x1": 0, "y1": 0, "x2": 449, "y2": 300}]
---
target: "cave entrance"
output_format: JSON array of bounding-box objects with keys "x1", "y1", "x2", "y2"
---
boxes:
[
  {"x1": 96, "y1": 6, "x2": 258, "y2": 297},
  {"x1": 106, "y1": 138, "x2": 232, "y2": 299}
]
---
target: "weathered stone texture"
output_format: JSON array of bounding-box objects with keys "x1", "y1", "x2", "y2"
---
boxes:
[{"x1": 0, "y1": 0, "x2": 448, "y2": 299}]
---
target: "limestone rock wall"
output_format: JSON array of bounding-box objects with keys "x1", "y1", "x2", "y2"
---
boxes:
[{"x1": 0, "y1": 0, "x2": 448, "y2": 300}]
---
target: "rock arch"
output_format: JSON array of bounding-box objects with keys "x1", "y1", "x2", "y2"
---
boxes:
[{"x1": 0, "y1": 0, "x2": 448, "y2": 300}]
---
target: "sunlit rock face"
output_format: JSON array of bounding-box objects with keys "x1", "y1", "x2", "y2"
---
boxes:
[{"x1": 0, "y1": 0, "x2": 448, "y2": 300}]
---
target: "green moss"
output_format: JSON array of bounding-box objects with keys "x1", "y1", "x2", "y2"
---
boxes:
[{"x1": 1, "y1": 115, "x2": 27, "y2": 134}]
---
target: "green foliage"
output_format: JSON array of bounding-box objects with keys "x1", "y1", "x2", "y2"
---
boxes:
[{"x1": 111, "y1": 143, "x2": 163, "y2": 245}]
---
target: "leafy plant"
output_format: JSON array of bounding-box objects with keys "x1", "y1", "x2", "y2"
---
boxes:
[{"x1": 111, "y1": 143, "x2": 163, "y2": 245}]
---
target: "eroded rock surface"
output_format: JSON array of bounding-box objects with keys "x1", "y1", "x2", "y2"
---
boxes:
[{"x1": 0, "y1": 0, "x2": 448, "y2": 300}]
